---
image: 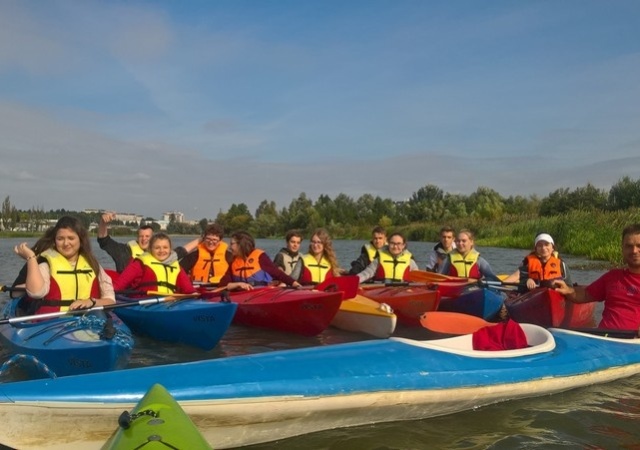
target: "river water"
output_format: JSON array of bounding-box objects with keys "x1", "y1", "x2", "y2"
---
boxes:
[{"x1": 1, "y1": 236, "x2": 639, "y2": 449}]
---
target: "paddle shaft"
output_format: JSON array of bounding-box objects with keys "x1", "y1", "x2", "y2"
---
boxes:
[
  {"x1": 0, "y1": 285, "x2": 26, "y2": 293},
  {"x1": 566, "y1": 328, "x2": 640, "y2": 339},
  {"x1": 407, "y1": 270, "x2": 470, "y2": 283},
  {"x1": 0, "y1": 294, "x2": 199, "y2": 326}
]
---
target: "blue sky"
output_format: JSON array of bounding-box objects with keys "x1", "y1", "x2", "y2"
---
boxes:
[{"x1": 1, "y1": 0, "x2": 639, "y2": 220}]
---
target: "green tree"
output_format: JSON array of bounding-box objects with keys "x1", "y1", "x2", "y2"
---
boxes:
[
  {"x1": 608, "y1": 176, "x2": 640, "y2": 210},
  {"x1": 568, "y1": 183, "x2": 607, "y2": 211},
  {"x1": 355, "y1": 194, "x2": 375, "y2": 225},
  {"x1": 407, "y1": 184, "x2": 445, "y2": 222},
  {"x1": 442, "y1": 193, "x2": 468, "y2": 219},
  {"x1": 539, "y1": 188, "x2": 572, "y2": 216},
  {"x1": 1, "y1": 196, "x2": 11, "y2": 230},
  {"x1": 333, "y1": 193, "x2": 357, "y2": 225},
  {"x1": 198, "y1": 218, "x2": 209, "y2": 233},
  {"x1": 253, "y1": 200, "x2": 279, "y2": 237},
  {"x1": 503, "y1": 194, "x2": 540, "y2": 216},
  {"x1": 281, "y1": 193, "x2": 315, "y2": 231},
  {"x1": 467, "y1": 187, "x2": 504, "y2": 220},
  {"x1": 225, "y1": 203, "x2": 253, "y2": 233}
]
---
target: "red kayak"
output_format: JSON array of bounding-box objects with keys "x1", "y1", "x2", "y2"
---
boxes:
[
  {"x1": 504, "y1": 287, "x2": 596, "y2": 328},
  {"x1": 201, "y1": 287, "x2": 343, "y2": 336},
  {"x1": 359, "y1": 285, "x2": 440, "y2": 326}
]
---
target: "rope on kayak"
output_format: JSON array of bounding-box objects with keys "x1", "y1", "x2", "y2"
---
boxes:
[
  {"x1": 0, "y1": 354, "x2": 58, "y2": 379},
  {"x1": 41, "y1": 314, "x2": 134, "y2": 349},
  {"x1": 118, "y1": 408, "x2": 159, "y2": 429},
  {"x1": 90, "y1": 314, "x2": 135, "y2": 349}
]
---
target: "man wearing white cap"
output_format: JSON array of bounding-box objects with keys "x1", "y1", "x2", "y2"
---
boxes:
[
  {"x1": 555, "y1": 224, "x2": 640, "y2": 331},
  {"x1": 508, "y1": 232, "x2": 572, "y2": 292}
]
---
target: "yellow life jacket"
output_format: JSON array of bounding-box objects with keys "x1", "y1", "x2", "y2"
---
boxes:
[
  {"x1": 376, "y1": 248, "x2": 413, "y2": 282},
  {"x1": 364, "y1": 243, "x2": 379, "y2": 262},
  {"x1": 42, "y1": 250, "x2": 97, "y2": 312},
  {"x1": 127, "y1": 240, "x2": 145, "y2": 259},
  {"x1": 302, "y1": 253, "x2": 332, "y2": 284},
  {"x1": 448, "y1": 249, "x2": 481, "y2": 278},
  {"x1": 136, "y1": 253, "x2": 180, "y2": 294}
]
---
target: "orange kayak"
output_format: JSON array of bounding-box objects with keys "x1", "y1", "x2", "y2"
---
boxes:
[{"x1": 359, "y1": 285, "x2": 440, "y2": 326}]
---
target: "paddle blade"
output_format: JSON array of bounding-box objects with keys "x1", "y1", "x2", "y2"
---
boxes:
[
  {"x1": 407, "y1": 270, "x2": 469, "y2": 284},
  {"x1": 420, "y1": 311, "x2": 497, "y2": 335}
]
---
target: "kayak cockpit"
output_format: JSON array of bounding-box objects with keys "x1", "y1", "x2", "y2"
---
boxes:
[{"x1": 391, "y1": 323, "x2": 555, "y2": 358}]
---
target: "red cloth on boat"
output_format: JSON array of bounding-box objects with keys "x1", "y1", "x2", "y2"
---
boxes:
[{"x1": 472, "y1": 319, "x2": 528, "y2": 351}]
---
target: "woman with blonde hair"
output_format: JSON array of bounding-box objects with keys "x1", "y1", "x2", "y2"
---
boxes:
[
  {"x1": 438, "y1": 229, "x2": 500, "y2": 281},
  {"x1": 292, "y1": 228, "x2": 343, "y2": 285}
]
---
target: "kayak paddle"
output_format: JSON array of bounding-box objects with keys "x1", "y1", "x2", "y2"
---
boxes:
[
  {"x1": 421, "y1": 311, "x2": 640, "y2": 339},
  {"x1": 407, "y1": 270, "x2": 470, "y2": 283},
  {"x1": 420, "y1": 311, "x2": 498, "y2": 334},
  {"x1": 0, "y1": 293, "x2": 201, "y2": 326}
]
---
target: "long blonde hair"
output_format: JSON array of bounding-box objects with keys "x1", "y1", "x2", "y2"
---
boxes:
[{"x1": 309, "y1": 228, "x2": 341, "y2": 277}]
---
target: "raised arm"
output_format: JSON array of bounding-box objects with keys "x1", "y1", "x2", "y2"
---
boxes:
[
  {"x1": 98, "y1": 212, "x2": 116, "y2": 238},
  {"x1": 14, "y1": 242, "x2": 47, "y2": 296},
  {"x1": 180, "y1": 236, "x2": 202, "y2": 254}
]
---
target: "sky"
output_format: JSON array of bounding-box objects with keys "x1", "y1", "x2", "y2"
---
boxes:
[{"x1": 1, "y1": 0, "x2": 639, "y2": 220}]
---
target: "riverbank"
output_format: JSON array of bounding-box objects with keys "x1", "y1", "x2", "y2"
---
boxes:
[
  {"x1": 397, "y1": 208, "x2": 640, "y2": 266},
  {"x1": 4, "y1": 207, "x2": 639, "y2": 265}
]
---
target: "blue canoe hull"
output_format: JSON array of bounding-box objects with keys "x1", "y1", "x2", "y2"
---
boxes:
[
  {"x1": 437, "y1": 287, "x2": 505, "y2": 320},
  {"x1": 114, "y1": 297, "x2": 237, "y2": 350},
  {"x1": 0, "y1": 299, "x2": 134, "y2": 379},
  {"x1": 1, "y1": 327, "x2": 640, "y2": 449}
]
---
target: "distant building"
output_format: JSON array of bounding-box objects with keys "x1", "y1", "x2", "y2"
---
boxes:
[
  {"x1": 115, "y1": 212, "x2": 144, "y2": 224},
  {"x1": 83, "y1": 209, "x2": 144, "y2": 225},
  {"x1": 163, "y1": 211, "x2": 185, "y2": 223}
]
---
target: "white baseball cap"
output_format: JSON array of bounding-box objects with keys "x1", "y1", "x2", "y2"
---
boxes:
[{"x1": 534, "y1": 233, "x2": 554, "y2": 246}]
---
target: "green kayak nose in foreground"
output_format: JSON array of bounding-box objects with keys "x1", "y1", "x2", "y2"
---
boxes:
[{"x1": 102, "y1": 383, "x2": 212, "y2": 450}]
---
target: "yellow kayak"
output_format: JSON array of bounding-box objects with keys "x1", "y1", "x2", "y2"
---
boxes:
[{"x1": 331, "y1": 295, "x2": 397, "y2": 338}]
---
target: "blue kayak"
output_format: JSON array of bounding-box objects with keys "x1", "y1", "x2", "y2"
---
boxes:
[
  {"x1": 1, "y1": 325, "x2": 639, "y2": 449},
  {"x1": 114, "y1": 296, "x2": 237, "y2": 350},
  {"x1": 437, "y1": 287, "x2": 505, "y2": 320},
  {"x1": 0, "y1": 298, "x2": 134, "y2": 379}
]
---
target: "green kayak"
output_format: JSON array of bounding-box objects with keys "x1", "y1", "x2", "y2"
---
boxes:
[{"x1": 102, "y1": 383, "x2": 212, "y2": 449}]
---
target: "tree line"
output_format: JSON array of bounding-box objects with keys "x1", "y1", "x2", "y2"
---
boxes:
[{"x1": 2, "y1": 176, "x2": 640, "y2": 242}]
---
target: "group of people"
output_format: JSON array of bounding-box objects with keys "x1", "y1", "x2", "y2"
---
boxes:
[{"x1": 9, "y1": 213, "x2": 640, "y2": 332}]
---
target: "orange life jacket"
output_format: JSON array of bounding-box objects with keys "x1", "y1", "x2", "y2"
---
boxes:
[
  {"x1": 524, "y1": 253, "x2": 563, "y2": 281},
  {"x1": 190, "y1": 241, "x2": 229, "y2": 283},
  {"x1": 230, "y1": 249, "x2": 272, "y2": 285}
]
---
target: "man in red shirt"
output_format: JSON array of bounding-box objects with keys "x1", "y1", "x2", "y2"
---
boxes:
[{"x1": 555, "y1": 224, "x2": 640, "y2": 330}]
